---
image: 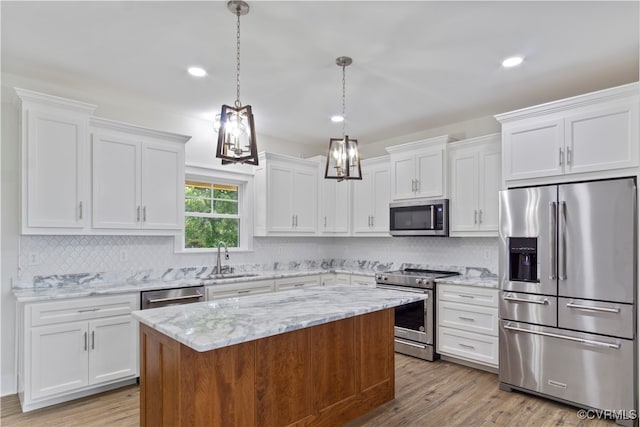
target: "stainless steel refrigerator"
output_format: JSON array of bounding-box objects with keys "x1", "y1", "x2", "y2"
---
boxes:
[{"x1": 498, "y1": 177, "x2": 637, "y2": 425}]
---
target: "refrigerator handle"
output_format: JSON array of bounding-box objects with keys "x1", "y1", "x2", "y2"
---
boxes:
[
  {"x1": 549, "y1": 202, "x2": 557, "y2": 280},
  {"x1": 558, "y1": 201, "x2": 567, "y2": 280}
]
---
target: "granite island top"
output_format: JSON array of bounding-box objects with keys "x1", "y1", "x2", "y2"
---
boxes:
[{"x1": 132, "y1": 284, "x2": 425, "y2": 352}]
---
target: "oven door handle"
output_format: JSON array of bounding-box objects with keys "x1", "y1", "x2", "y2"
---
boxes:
[
  {"x1": 377, "y1": 284, "x2": 429, "y2": 294},
  {"x1": 395, "y1": 338, "x2": 428, "y2": 349}
]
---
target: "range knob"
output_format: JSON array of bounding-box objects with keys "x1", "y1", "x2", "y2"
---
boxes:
[{"x1": 415, "y1": 278, "x2": 422, "y2": 285}]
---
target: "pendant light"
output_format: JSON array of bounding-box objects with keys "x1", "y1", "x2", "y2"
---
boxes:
[
  {"x1": 324, "y1": 56, "x2": 362, "y2": 181},
  {"x1": 214, "y1": 0, "x2": 258, "y2": 166}
]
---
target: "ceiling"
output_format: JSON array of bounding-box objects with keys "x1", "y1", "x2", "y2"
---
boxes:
[{"x1": 2, "y1": 1, "x2": 639, "y2": 148}]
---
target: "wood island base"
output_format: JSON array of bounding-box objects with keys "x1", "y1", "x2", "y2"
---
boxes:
[{"x1": 139, "y1": 308, "x2": 395, "y2": 427}]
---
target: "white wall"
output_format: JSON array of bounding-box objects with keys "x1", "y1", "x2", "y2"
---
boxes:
[{"x1": 0, "y1": 73, "x2": 499, "y2": 396}]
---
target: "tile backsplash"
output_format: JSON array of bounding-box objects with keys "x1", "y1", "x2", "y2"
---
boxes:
[{"x1": 17, "y1": 234, "x2": 498, "y2": 284}]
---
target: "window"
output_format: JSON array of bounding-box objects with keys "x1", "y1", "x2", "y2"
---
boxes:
[{"x1": 185, "y1": 180, "x2": 240, "y2": 249}]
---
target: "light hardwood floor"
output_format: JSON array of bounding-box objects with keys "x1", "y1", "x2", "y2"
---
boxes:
[{"x1": 1, "y1": 355, "x2": 615, "y2": 427}]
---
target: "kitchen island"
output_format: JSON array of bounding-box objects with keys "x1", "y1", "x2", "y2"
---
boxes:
[{"x1": 132, "y1": 285, "x2": 424, "y2": 427}]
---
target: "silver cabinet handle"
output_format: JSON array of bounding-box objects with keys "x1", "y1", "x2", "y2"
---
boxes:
[
  {"x1": 566, "y1": 147, "x2": 572, "y2": 165},
  {"x1": 458, "y1": 343, "x2": 476, "y2": 350},
  {"x1": 566, "y1": 302, "x2": 620, "y2": 313},
  {"x1": 458, "y1": 294, "x2": 474, "y2": 299},
  {"x1": 91, "y1": 331, "x2": 95, "y2": 350},
  {"x1": 474, "y1": 210, "x2": 478, "y2": 224},
  {"x1": 77, "y1": 308, "x2": 99, "y2": 313},
  {"x1": 549, "y1": 201, "x2": 557, "y2": 280},
  {"x1": 324, "y1": 216, "x2": 327, "y2": 228},
  {"x1": 371, "y1": 215, "x2": 374, "y2": 227},
  {"x1": 237, "y1": 290, "x2": 251, "y2": 294},
  {"x1": 559, "y1": 147, "x2": 564, "y2": 166},
  {"x1": 478, "y1": 209, "x2": 482, "y2": 224},
  {"x1": 143, "y1": 206, "x2": 147, "y2": 222},
  {"x1": 146, "y1": 293, "x2": 203, "y2": 304},
  {"x1": 79, "y1": 202, "x2": 83, "y2": 220},
  {"x1": 458, "y1": 316, "x2": 476, "y2": 322},
  {"x1": 558, "y1": 201, "x2": 567, "y2": 280},
  {"x1": 137, "y1": 206, "x2": 141, "y2": 222},
  {"x1": 411, "y1": 179, "x2": 415, "y2": 192},
  {"x1": 84, "y1": 332, "x2": 88, "y2": 351},
  {"x1": 294, "y1": 283, "x2": 305, "y2": 287},
  {"x1": 504, "y1": 324, "x2": 620, "y2": 349},
  {"x1": 504, "y1": 295, "x2": 549, "y2": 305},
  {"x1": 415, "y1": 179, "x2": 420, "y2": 192}
]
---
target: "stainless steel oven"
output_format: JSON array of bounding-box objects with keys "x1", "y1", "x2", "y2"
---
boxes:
[
  {"x1": 140, "y1": 285, "x2": 205, "y2": 309},
  {"x1": 376, "y1": 269, "x2": 459, "y2": 361}
]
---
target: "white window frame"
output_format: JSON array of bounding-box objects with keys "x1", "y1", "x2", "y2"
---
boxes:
[{"x1": 175, "y1": 165, "x2": 253, "y2": 253}]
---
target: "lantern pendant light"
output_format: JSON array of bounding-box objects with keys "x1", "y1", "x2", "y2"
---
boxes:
[
  {"x1": 215, "y1": 0, "x2": 258, "y2": 166},
  {"x1": 324, "y1": 56, "x2": 362, "y2": 181}
]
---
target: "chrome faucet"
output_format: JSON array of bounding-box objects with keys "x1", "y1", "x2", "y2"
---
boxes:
[{"x1": 216, "y1": 241, "x2": 229, "y2": 274}]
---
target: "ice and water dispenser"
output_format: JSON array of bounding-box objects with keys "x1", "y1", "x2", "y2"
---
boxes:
[{"x1": 508, "y1": 237, "x2": 537, "y2": 282}]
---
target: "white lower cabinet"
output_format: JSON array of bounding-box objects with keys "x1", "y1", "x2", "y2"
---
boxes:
[
  {"x1": 275, "y1": 274, "x2": 322, "y2": 291},
  {"x1": 206, "y1": 279, "x2": 275, "y2": 300},
  {"x1": 350, "y1": 274, "x2": 376, "y2": 288},
  {"x1": 436, "y1": 284, "x2": 498, "y2": 370},
  {"x1": 320, "y1": 273, "x2": 351, "y2": 286},
  {"x1": 19, "y1": 294, "x2": 139, "y2": 412}
]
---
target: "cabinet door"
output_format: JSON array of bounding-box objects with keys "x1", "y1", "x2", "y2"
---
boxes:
[
  {"x1": 88, "y1": 316, "x2": 137, "y2": 385},
  {"x1": 565, "y1": 102, "x2": 639, "y2": 175},
  {"x1": 292, "y1": 167, "x2": 317, "y2": 232},
  {"x1": 478, "y1": 147, "x2": 501, "y2": 232},
  {"x1": 352, "y1": 171, "x2": 372, "y2": 233},
  {"x1": 370, "y1": 167, "x2": 390, "y2": 233},
  {"x1": 267, "y1": 164, "x2": 294, "y2": 232},
  {"x1": 390, "y1": 153, "x2": 416, "y2": 200},
  {"x1": 25, "y1": 108, "x2": 87, "y2": 229},
  {"x1": 503, "y1": 118, "x2": 564, "y2": 181},
  {"x1": 333, "y1": 181, "x2": 350, "y2": 233},
  {"x1": 141, "y1": 142, "x2": 183, "y2": 229},
  {"x1": 319, "y1": 179, "x2": 335, "y2": 232},
  {"x1": 450, "y1": 149, "x2": 479, "y2": 232},
  {"x1": 30, "y1": 322, "x2": 89, "y2": 399},
  {"x1": 92, "y1": 132, "x2": 141, "y2": 229},
  {"x1": 415, "y1": 148, "x2": 444, "y2": 198}
]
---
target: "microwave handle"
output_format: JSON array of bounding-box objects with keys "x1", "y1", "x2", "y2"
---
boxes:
[{"x1": 430, "y1": 205, "x2": 435, "y2": 229}]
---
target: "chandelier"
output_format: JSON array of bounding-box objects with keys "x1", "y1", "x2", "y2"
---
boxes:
[
  {"x1": 324, "y1": 56, "x2": 362, "y2": 180},
  {"x1": 214, "y1": 0, "x2": 258, "y2": 165}
]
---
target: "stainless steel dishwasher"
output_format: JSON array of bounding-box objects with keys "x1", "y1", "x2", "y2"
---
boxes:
[{"x1": 140, "y1": 285, "x2": 205, "y2": 309}]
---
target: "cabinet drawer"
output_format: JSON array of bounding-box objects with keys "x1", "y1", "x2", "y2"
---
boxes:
[
  {"x1": 499, "y1": 292, "x2": 557, "y2": 327},
  {"x1": 350, "y1": 274, "x2": 376, "y2": 287},
  {"x1": 275, "y1": 275, "x2": 321, "y2": 291},
  {"x1": 29, "y1": 294, "x2": 139, "y2": 327},
  {"x1": 438, "y1": 301, "x2": 498, "y2": 336},
  {"x1": 438, "y1": 284, "x2": 498, "y2": 307},
  {"x1": 207, "y1": 279, "x2": 275, "y2": 300},
  {"x1": 437, "y1": 327, "x2": 498, "y2": 367}
]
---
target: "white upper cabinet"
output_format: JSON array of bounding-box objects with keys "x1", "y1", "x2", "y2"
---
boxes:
[
  {"x1": 448, "y1": 134, "x2": 501, "y2": 236},
  {"x1": 386, "y1": 135, "x2": 453, "y2": 201},
  {"x1": 352, "y1": 156, "x2": 390, "y2": 236},
  {"x1": 254, "y1": 152, "x2": 318, "y2": 235},
  {"x1": 16, "y1": 88, "x2": 97, "y2": 234},
  {"x1": 312, "y1": 156, "x2": 350, "y2": 235},
  {"x1": 90, "y1": 117, "x2": 188, "y2": 232},
  {"x1": 496, "y1": 83, "x2": 639, "y2": 185}
]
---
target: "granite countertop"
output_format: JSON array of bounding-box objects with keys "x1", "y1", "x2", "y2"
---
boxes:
[
  {"x1": 12, "y1": 266, "x2": 498, "y2": 302},
  {"x1": 132, "y1": 284, "x2": 425, "y2": 352}
]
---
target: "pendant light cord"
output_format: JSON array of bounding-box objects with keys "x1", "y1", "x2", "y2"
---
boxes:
[
  {"x1": 235, "y1": 9, "x2": 242, "y2": 108},
  {"x1": 341, "y1": 64, "x2": 346, "y2": 137}
]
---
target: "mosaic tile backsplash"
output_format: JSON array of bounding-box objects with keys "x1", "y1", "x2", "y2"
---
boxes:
[{"x1": 16, "y1": 234, "x2": 498, "y2": 286}]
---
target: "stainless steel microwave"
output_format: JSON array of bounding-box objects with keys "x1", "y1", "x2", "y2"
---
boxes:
[{"x1": 389, "y1": 199, "x2": 449, "y2": 236}]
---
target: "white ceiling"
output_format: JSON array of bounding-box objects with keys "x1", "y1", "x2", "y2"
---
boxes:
[{"x1": 2, "y1": 1, "x2": 639, "y2": 148}]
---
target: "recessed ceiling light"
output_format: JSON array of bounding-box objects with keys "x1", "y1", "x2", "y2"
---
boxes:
[
  {"x1": 502, "y1": 56, "x2": 524, "y2": 68},
  {"x1": 188, "y1": 67, "x2": 207, "y2": 77},
  {"x1": 331, "y1": 115, "x2": 344, "y2": 123}
]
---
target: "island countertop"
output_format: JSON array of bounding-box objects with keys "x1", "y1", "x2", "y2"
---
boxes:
[{"x1": 132, "y1": 284, "x2": 423, "y2": 352}]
